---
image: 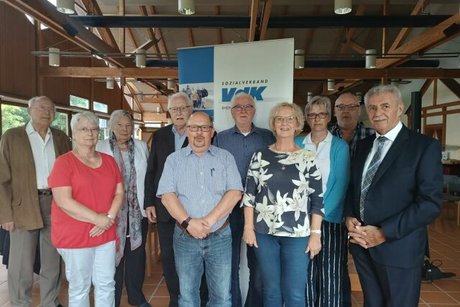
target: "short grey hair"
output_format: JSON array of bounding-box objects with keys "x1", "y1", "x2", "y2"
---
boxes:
[
  {"x1": 168, "y1": 92, "x2": 193, "y2": 109},
  {"x1": 269, "y1": 102, "x2": 304, "y2": 134},
  {"x1": 305, "y1": 96, "x2": 331, "y2": 116},
  {"x1": 108, "y1": 109, "x2": 133, "y2": 134},
  {"x1": 28, "y1": 96, "x2": 55, "y2": 110},
  {"x1": 70, "y1": 111, "x2": 99, "y2": 134},
  {"x1": 230, "y1": 92, "x2": 255, "y2": 108},
  {"x1": 364, "y1": 84, "x2": 403, "y2": 106}
]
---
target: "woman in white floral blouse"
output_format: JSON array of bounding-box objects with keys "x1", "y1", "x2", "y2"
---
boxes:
[{"x1": 242, "y1": 102, "x2": 324, "y2": 307}]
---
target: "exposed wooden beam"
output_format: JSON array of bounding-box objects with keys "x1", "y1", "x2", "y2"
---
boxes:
[
  {"x1": 80, "y1": 0, "x2": 119, "y2": 50},
  {"x1": 127, "y1": 28, "x2": 138, "y2": 49},
  {"x1": 188, "y1": 28, "x2": 195, "y2": 47},
  {"x1": 349, "y1": 40, "x2": 366, "y2": 54},
  {"x1": 377, "y1": 12, "x2": 460, "y2": 68},
  {"x1": 277, "y1": 5, "x2": 288, "y2": 39},
  {"x1": 248, "y1": 0, "x2": 259, "y2": 42},
  {"x1": 125, "y1": 82, "x2": 144, "y2": 112},
  {"x1": 420, "y1": 79, "x2": 434, "y2": 96},
  {"x1": 339, "y1": 4, "x2": 366, "y2": 54},
  {"x1": 4, "y1": 0, "x2": 133, "y2": 67},
  {"x1": 214, "y1": 6, "x2": 223, "y2": 44},
  {"x1": 38, "y1": 66, "x2": 460, "y2": 80},
  {"x1": 382, "y1": 0, "x2": 389, "y2": 54},
  {"x1": 140, "y1": 6, "x2": 161, "y2": 57},
  {"x1": 388, "y1": 0, "x2": 428, "y2": 53},
  {"x1": 303, "y1": 5, "x2": 320, "y2": 55},
  {"x1": 149, "y1": 6, "x2": 169, "y2": 59},
  {"x1": 259, "y1": 0, "x2": 272, "y2": 41},
  {"x1": 440, "y1": 79, "x2": 460, "y2": 99}
]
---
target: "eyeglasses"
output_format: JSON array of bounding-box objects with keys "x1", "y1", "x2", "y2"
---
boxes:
[
  {"x1": 187, "y1": 125, "x2": 213, "y2": 132},
  {"x1": 335, "y1": 104, "x2": 360, "y2": 111},
  {"x1": 232, "y1": 104, "x2": 255, "y2": 111},
  {"x1": 77, "y1": 127, "x2": 100, "y2": 134},
  {"x1": 274, "y1": 116, "x2": 296, "y2": 124},
  {"x1": 306, "y1": 112, "x2": 329, "y2": 120},
  {"x1": 169, "y1": 106, "x2": 191, "y2": 113}
]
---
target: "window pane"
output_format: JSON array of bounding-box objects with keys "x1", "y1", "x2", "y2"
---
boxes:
[
  {"x1": 99, "y1": 118, "x2": 109, "y2": 140},
  {"x1": 69, "y1": 95, "x2": 89, "y2": 109},
  {"x1": 52, "y1": 112, "x2": 68, "y2": 135},
  {"x1": 93, "y1": 101, "x2": 108, "y2": 113},
  {"x1": 1, "y1": 104, "x2": 29, "y2": 134}
]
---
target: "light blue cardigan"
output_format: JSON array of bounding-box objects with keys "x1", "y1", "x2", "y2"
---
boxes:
[{"x1": 296, "y1": 134, "x2": 350, "y2": 223}]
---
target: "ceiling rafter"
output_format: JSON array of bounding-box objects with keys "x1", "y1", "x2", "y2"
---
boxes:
[
  {"x1": 420, "y1": 79, "x2": 434, "y2": 96},
  {"x1": 126, "y1": 28, "x2": 138, "y2": 49},
  {"x1": 439, "y1": 79, "x2": 460, "y2": 99},
  {"x1": 277, "y1": 5, "x2": 289, "y2": 39},
  {"x1": 248, "y1": 0, "x2": 259, "y2": 42},
  {"x1": 149, "y1": 6, "x2": 169, "y2": 59},
  {"x1": 38, "y1": 66, "x2": 460, "y2": 80},
  {"x1": 139, "y1": 6, "x2": 161, "y2": 57},
  {"x1": 376, "y1": 12, "x2": 460, "y2": 68},
  {"x1": 339, "y1": 4, "x2": 366, "y2": 54},
  {"x1": 188, "y1": 28, "x2": 195, "y2": 47},
  {"x1": 214, "y1": 6, "x2": 223, "y2": 44},
  {"x1": 303, "y1": 5, "x2": 321, "y2": 55},
  {"x1": 80, "y1": 0, "x2": 119, "y2": 50},
  {"x1": 258, "y1": 0, "x2": 272, "y2": 41},
  {"x1": 388, "y1": 0, "x2": 429, "y2": 53},
  {"x1": 125, "y1": 82, "x2": 145, "y2": 112}
]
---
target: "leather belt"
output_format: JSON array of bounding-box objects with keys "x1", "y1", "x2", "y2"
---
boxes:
[
  {"x1": 38, "y1": 189, "x2": 52, "y2": 196},
  {"x1": 177, "y1": 219, "x2": 229, "y2": 238}
]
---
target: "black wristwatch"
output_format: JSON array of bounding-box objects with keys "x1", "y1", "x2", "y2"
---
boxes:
[{"x1": 181, "y1": 217, "x2": 192, "y2": 229}]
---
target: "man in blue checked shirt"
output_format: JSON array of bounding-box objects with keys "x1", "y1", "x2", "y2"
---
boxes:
[
  {"x1": 157, "y1": 112, "x2": 243, "y2": 307},
  {"x1": 213, "y1": 92, "x2": 274, "y2": 307}
]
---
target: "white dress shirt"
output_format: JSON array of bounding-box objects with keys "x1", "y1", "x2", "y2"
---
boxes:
[{"x1": 303, "y1": 131, "x2": 332, "y2": 193}]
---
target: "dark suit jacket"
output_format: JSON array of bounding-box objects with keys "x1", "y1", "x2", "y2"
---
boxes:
[
  {"x1": 144, "y1": 125, "x2": 189, "y2": 223},
  {"x1": 345, "y1": 125, "x2": 443, "y2": 268}
]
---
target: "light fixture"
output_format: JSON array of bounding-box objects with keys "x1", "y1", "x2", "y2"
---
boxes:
[
  {"x1": 49, "y1": 47, "x2": 60, "y2": 67},
  {"x1": 167, "y1": 78, "x2": 176, "y2": 91},
  {"x1": 106, "y1": 78, "x2": 114, "y2": 90},
  {"x1": 136, "y1": 49, "x2": 146, "y2": 68},
  {"x1": 307, "y1": 92, "x2": 313, "y2": 102},
  {"x1": 334, "y1": 0, "x2": 352, "y2": 15},
  {"x1": 365, "y1": 49, "x2": 376, "y2": 69},
  {"x1": 327, "y1": 79, "x2": 335, "y2": 91},
  {"x1": 294, "y1": 49, "x2": 305, "y2": 69},
  {"x1": 56, "y1": 0, "x2": 75, "y2": 14},
  {"x1": 178, "y1": 0, "x2": 195, "y2": 15}
]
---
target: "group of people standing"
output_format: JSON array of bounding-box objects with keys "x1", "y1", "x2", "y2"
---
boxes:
[{"x1": 0, "y1": 83, "x2": 443, "y2": 307}]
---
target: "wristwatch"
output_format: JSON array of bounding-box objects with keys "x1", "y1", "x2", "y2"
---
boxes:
[{"x1": 181, "y1": 217, "x2": 192, "y2": 229}]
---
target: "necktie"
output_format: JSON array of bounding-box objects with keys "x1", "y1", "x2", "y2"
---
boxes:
[{"x1": 359, "y1": 136, "x2": 387, "y2": 221}]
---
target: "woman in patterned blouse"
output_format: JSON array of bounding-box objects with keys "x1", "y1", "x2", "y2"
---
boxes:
[{"x1": 242, "y1": 102, "x2": 324, "y2": 307}]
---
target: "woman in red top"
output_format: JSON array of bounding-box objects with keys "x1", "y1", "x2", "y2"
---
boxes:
[{"x1": 48, "y1": 111, "x2": 124, "y2": 307}]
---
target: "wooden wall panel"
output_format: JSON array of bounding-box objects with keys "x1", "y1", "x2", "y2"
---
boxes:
[{"x1": 0, "y1": 3, "x2": 37, "y2": 98}]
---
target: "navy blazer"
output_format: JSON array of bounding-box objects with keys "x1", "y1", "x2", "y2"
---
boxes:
[
  {"x1": 345, "y1": 125, "x2": 443, "y2": 268},
  {"x1": 144, "y1": 125, "x2": 189, "y2": 223}
]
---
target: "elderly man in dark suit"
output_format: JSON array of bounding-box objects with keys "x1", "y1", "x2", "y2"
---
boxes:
[
  {"x1": 144, "y1": 92, "x2": 195, "y2": 307},
  {"x1": 0, "y1": 96, "x2": 71, "y2": 307},
  {"x1": 345, "y1": 84, "x2": 443, "y2": 307}
]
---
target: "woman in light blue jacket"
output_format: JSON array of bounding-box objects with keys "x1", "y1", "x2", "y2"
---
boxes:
[
  {"x1": 97, "y1": 110, "x2": 151, "y2": 307},
  {"x1": 296, "y1": 96, "x2": 350, "y2": 307}
]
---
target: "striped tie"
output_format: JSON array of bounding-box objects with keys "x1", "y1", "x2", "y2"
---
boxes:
[{"x1": 359, "y1": 136, "x2": 387, "y2": 221}]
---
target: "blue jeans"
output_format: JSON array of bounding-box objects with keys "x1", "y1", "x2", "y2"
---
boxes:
[
  {"x1": 254, "y1": 233, "x2": 309, "y2": 307},
  {"x1": 174, "y1": 224, "x2": 232, "y2": 307}
]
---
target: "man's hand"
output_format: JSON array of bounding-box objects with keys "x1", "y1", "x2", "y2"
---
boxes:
[
  {"x1": 186, "y1": 218, "x2": 211, "y2": 239},
  {"x1": 243, "y1": 227, "x2": 258, "y2": 248},
  {"x1": 359, "y1": 225, "x2": 386, "y2": 248},
  {"x1": 346, "y1": 217, "x2": 368, "y2": 248},
  {"x1": 0, "y1": 222, "x2": 14, "y2": 231},
  {"x1": 145, "y1": 207, "x2": 157, "y2": 223}
]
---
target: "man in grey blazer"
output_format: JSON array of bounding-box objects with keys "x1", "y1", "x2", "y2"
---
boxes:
[{"x1": 0, "y1": 96, "x2": 71, "y2": 307}]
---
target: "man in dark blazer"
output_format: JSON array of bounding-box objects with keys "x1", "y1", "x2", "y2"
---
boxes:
[
  {"x1": 345, "y1": 85, "x2": 443, "y2": 307},
  {"x1": 0, "y1": 96, "x2": 71, "y2": 307},
  {"x1": 144, "y1": 92, "x2": 193, "y2": 307}
]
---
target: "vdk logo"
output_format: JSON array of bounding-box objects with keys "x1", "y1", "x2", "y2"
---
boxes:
[{"x1": 222, "y1": 86, "x2": 267, "y2": 102}]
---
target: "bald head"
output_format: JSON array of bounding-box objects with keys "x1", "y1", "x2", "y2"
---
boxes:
[{"x1": 186, "y1": 112, "x2": 214, "y2": 156}]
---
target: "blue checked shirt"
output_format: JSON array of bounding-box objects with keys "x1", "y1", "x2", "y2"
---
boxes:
[
  {"x1": 156, "y1": 145, "x2": 243, "y2": 231},
  {"x1": 329, "y1": 122, "x2": 375, "y2": 157}
]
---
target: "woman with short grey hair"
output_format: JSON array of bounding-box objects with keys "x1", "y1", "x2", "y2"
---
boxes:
[
  {"x1": 97, "y1": 109, "x2": 151, "y2": 307},
  {"x1": 49, "y1": 111, "x2": 124, "y2": 307}
]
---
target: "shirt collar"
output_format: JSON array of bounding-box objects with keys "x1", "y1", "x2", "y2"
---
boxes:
[
  {"x1": 25, "y1": 121, "x2": 51, "y2": 136},
  {"x1": 172, "y1": 124, "x2": 186, "y2": 136},
  {"x1": 303, "y1": 131, "x2": 332, "y2": 145},
  {"x1": 184, "y1": 144, "x2": 217, "y2": 156},
  {"x1": 231, "y1": 124, "x2": 260, "y2": 135},
  {"x1": 376, "y1": 121, "x2": 402, "y2": 142}
]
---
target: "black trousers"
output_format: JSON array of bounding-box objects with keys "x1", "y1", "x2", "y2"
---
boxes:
[
  {"x1": 115, "y1": 218, "x2": 149, "y2": 307},
  {"x1": 157, "y1": 220, "x2": 208, "y2": 307}
]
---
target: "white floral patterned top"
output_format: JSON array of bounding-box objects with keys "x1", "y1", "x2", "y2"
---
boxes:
[{"x1": 242, "y1": 147, "x2": 324, "y2": 237}]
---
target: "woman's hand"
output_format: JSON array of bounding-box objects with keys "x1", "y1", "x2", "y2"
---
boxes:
[
  {"x1": 305, "y1": 233, "x2": 321, "y2": 259},
  {"x1": 243, "y1": 227, "x2": 258, "y2": 248},
  {"x1": 89, "y1": 226, "x2": 106, "y2": 237},
  {"x1": 93, "y1": 213, "x2": 114, "y2": 230}
]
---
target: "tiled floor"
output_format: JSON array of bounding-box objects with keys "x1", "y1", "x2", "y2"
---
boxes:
[{"x1": 0, "y1": 205, "x2": 459, "y2": 307}]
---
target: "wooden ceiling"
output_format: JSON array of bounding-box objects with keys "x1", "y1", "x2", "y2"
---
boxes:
[{"x1": 4, "y1": 0, "x2": 460, "y2": 113}]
